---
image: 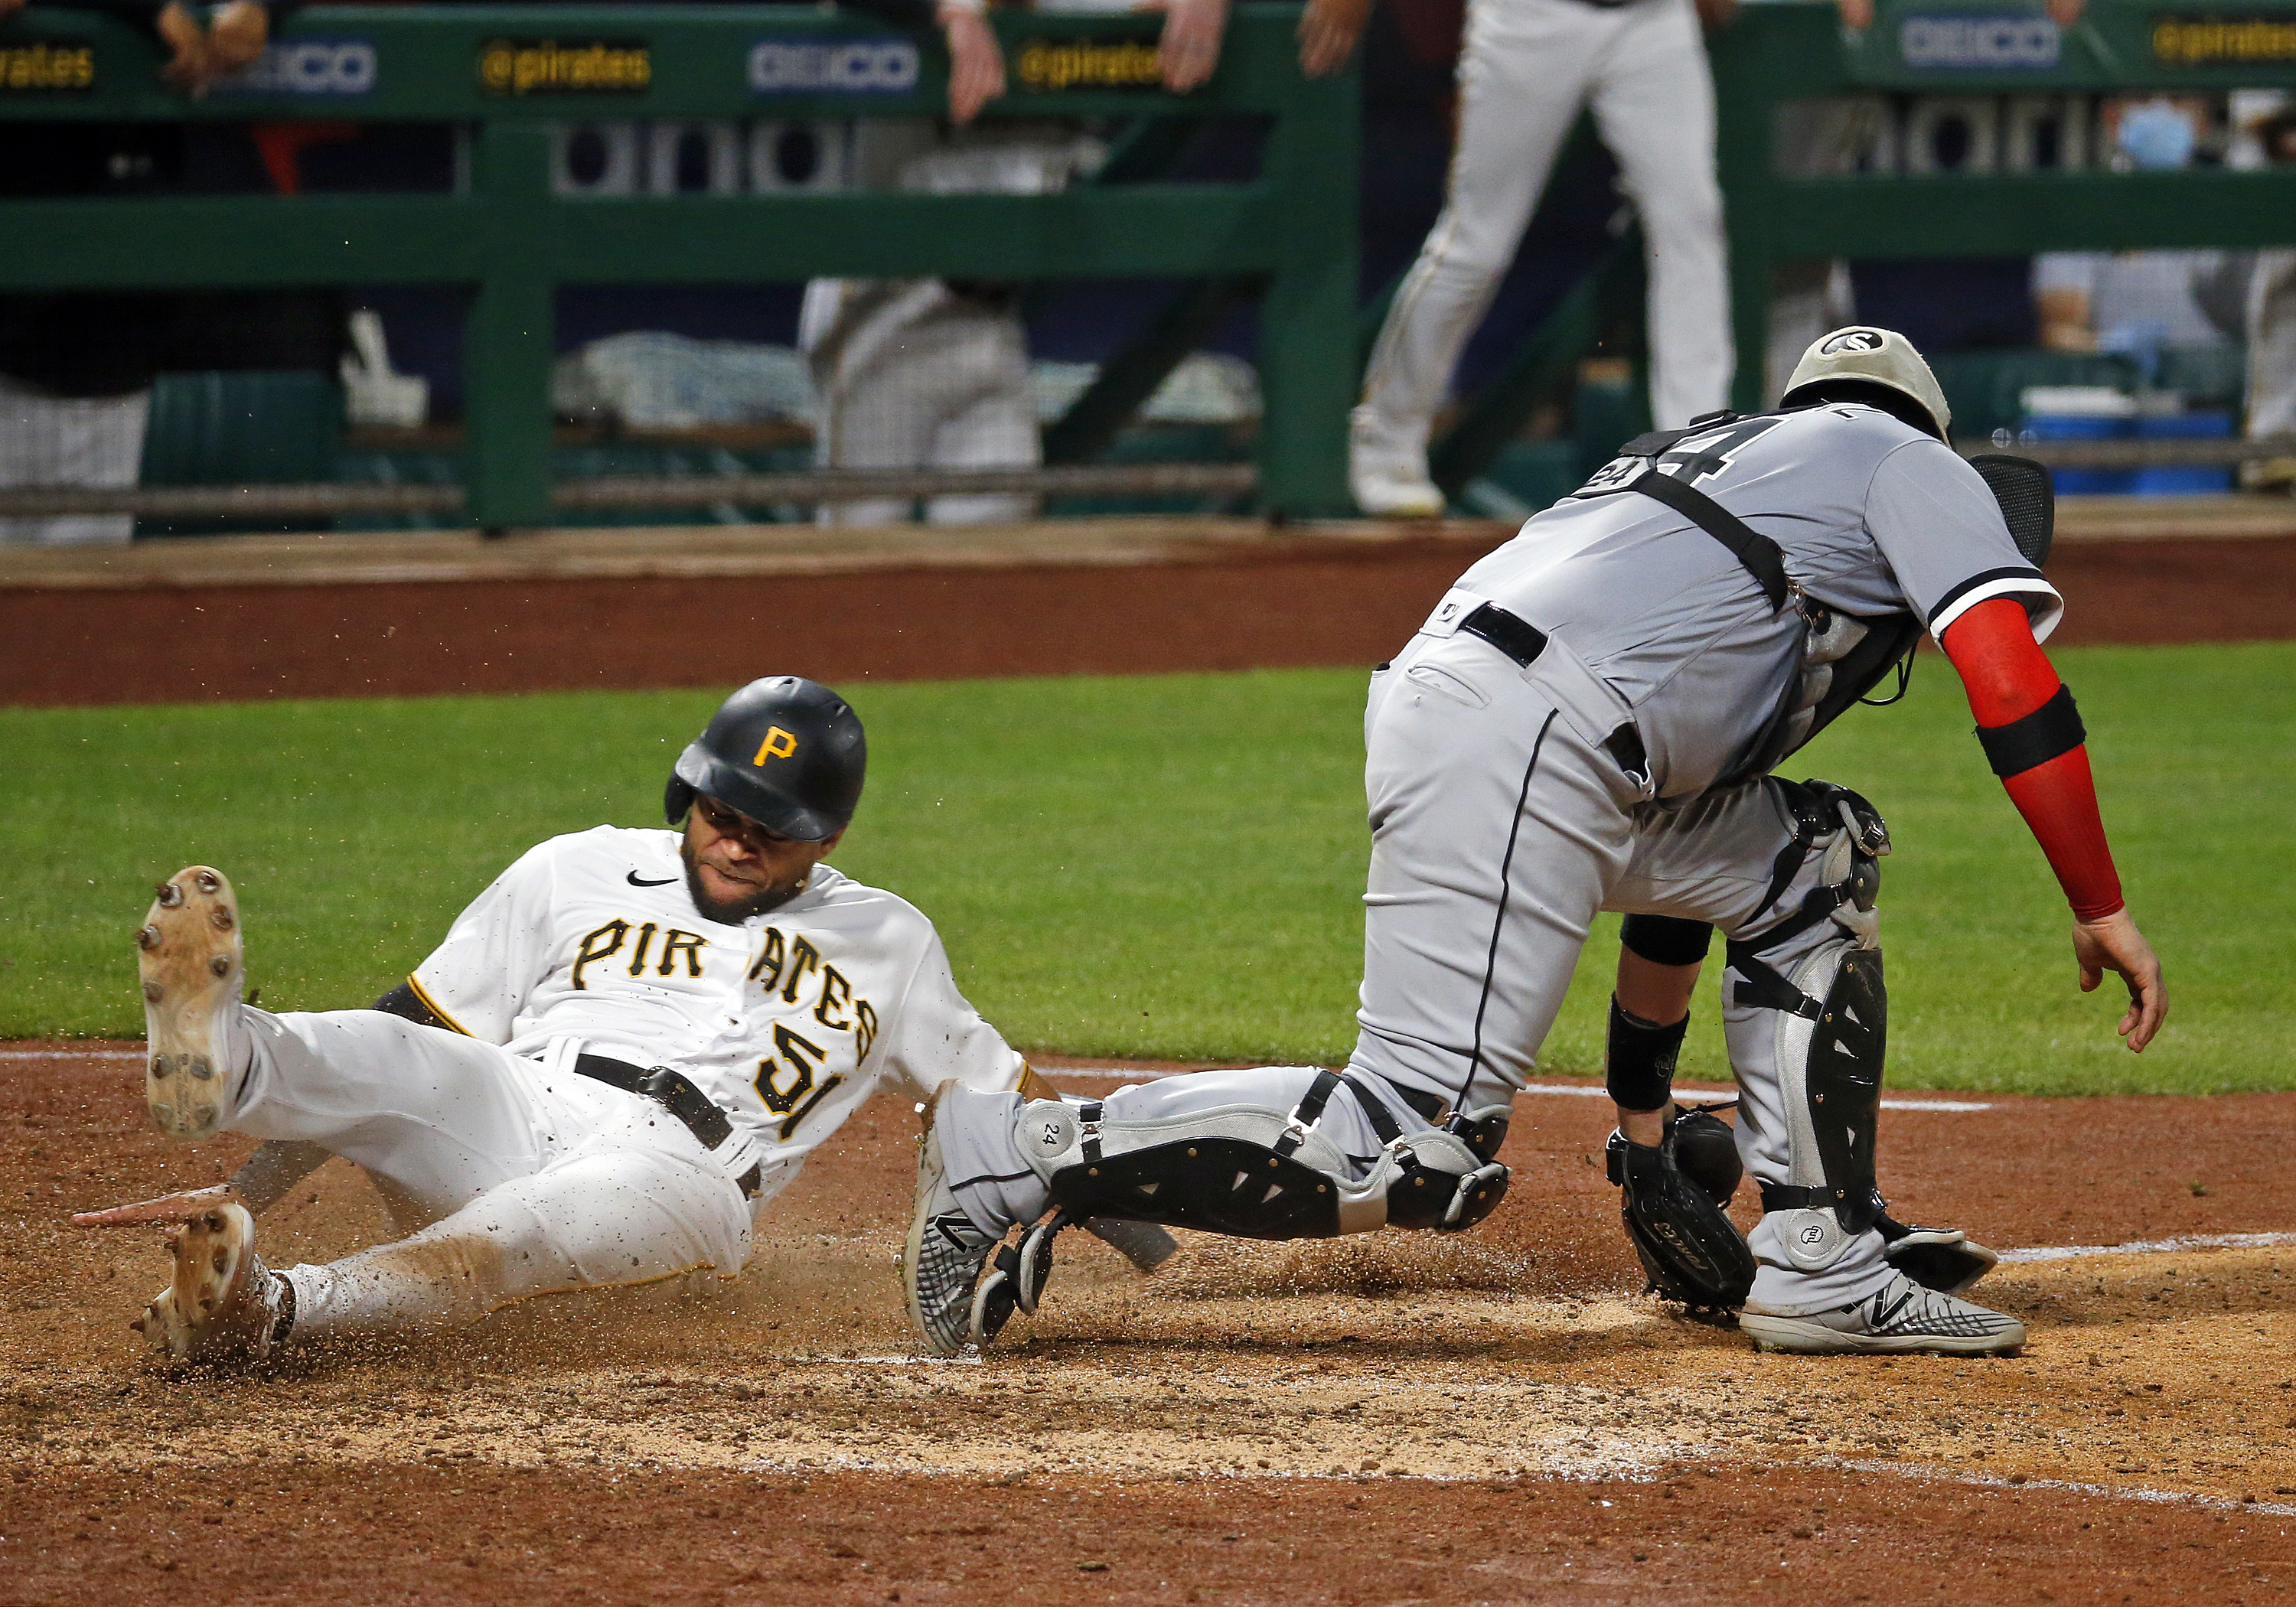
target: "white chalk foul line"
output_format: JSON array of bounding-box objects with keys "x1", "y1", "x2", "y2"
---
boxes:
[
  {"x1": 0, "y1": 1048, "x2": 141, "y2": 1061},
  {"x1": 1047, "y1": 1069, "x2": 1991, "y2": 1113},
  {"x1": 1999, "y1": 1230, "x2": 2296, "y2": 1263},
  {"x1": 1843, "y1": 1457, "x2": 2296, "y2": 1520},
  {"x1": 1517, "y1": 1081, "x2": 1993, "y2": 1113}
]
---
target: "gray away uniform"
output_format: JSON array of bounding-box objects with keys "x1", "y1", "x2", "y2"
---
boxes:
[{"x1": 941, "y1": 403, "x2": 2061, "y2": 1313}]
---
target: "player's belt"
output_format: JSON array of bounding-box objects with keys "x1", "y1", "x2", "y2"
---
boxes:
[
  {"x1": 1457, "y1": 601, "x2": 1548, "y2": 668},
  {"x1": 572, "y1": 1053, "x2": 763, "y2": 1198},
  {"x1": 1459, "y1": 601, "x2": 1653, "y2": 787}
]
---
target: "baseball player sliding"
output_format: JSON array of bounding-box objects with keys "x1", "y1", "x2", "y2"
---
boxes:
[
  {"x1": 908, "y1": 328, "x2": 2164, "y2": 1359},
  {"x1": 83, "y1": 676, "x2": 1166, "y2": 1365}
]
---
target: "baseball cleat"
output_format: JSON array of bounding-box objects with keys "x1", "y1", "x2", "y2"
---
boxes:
[
  {"x1": 1740, "y1": 1271, "x2": 2025, "y2": 1357},
  {"x1": 1349, "y1": 461, "x2": 1446, "y2": 518},
  {"x1": 1349, "y1": 409, "x2": 1446, "y2": 517},
  {"x1": 901, "y1": 1081, "x2": 1006, "y2": 1358},
  {"x1": 137, "y1": 865, "x2": 244, "y2": 1140},
  {"x1": 132, "y1": 1201, "x2": 289, "y2": 1367},
  {"x1": 1877, "y1": 1214, "x2": 1999, "y2": 1297},
  {"x1": 1014, "y1": 1209, "x2": 1069, "y2": 1315}
]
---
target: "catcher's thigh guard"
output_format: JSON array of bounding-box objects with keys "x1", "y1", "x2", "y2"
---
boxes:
[{"x1": 1013, "y1": 1071, "x2": 1508, "y2": 1240}]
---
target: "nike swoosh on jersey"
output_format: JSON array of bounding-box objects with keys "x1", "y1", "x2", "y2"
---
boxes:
[{"x1": 626, "y1": 871, "x2": 677, "y2": 886}]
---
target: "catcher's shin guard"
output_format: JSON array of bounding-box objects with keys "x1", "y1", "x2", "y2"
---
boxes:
[
  {"x1": 1727, "y1": 779, "x2": 1893, "y2": 1267},
  {"x1": 1022, "y1": 1071, "x2": 1508, "y2": 1241}
]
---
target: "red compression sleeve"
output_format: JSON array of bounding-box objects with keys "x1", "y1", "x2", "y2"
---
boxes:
[{"x1": 1939, "y1": 597, "x2": 2125, "y2": 921}]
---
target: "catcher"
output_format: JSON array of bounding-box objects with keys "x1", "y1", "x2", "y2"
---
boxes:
[
  {"x1": 907, "y1": 328, "x2": 2164, "y2": 1358},
  {"x1": 80, "y1": 676, "x2": 1167, "y2": 1364}
]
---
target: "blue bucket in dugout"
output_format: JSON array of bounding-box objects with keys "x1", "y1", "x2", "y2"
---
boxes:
[
  {"x1": 2023, "y1": 412, "x2": 2135, "y2": 494},
  {"x1": 2131, "y1": 411, "x2": 2233, "y2": 495}
]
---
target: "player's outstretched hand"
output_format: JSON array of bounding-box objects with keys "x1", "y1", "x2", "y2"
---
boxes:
[
  {"x1": 2073, "y1": 908, "x2": 2165, "y2": 1053},
  {"x1": 1833, "y1": 0, "x2": 1873, "y2": 28},
  {"x1": 1152, "y1": 0, "x2": 1229, "y2": 93},
  {"x1": 72, "y1": 1184, "x2": 240, "y2": 1229},
  {"x1": 1296, "y1": 0, "x2": 1370, "y2": 77},
  {"x1": 937, "y1": 4, "x2": 1005, "y2": 127}
]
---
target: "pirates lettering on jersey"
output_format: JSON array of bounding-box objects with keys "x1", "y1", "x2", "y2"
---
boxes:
[
  {"x1": 748, "y1": 922, "x2": 878, "y2": 1140},
  {"x1": 570, "y1": 916, "x2": 712, "y2": 989}
]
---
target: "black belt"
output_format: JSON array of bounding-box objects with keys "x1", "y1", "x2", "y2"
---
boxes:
[
  {"x1": 1388, "y1": 1081, "x2": 1450, "y2": 1125},
  {"x1": 1456, "y1": 601, "x2": 1652, "y2": 790},
  {"x1": 573, "y1": 1053, "x2": 761, "y2": 1198},
  {"x1": 1458, "y1": 601, "x2": 1548, "y2": 669}
]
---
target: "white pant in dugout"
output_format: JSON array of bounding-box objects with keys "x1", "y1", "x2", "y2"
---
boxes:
[
  {"x1": 216, "y1": 1009, "x2": 754, "y2": 1339},
  {"x1": 1358, "y1": 0, "x2": 1733, "y2": 462}
]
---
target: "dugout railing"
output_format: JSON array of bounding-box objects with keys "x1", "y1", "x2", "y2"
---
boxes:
[
  {"x1": 1420, "y1": 0, "x2": 2296, "y2": 501},
  {"x1": 0, "y1": 3, "x2": 1357, "y2": 530}
]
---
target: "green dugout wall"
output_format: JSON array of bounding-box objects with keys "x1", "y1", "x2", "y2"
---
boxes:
[
  {"x1": 0, "y1": 3, "x2": 1358, "y2": 525},
  {"x1": 9, "y1": 1, "x2": 2296, "y2": 523},
  {"x1": 1712, "y1": 0, "x2": 2296, "y2": 413}
]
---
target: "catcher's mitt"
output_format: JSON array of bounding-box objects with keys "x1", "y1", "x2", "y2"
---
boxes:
[{"x1": 1606, "y1": 1113, "x2": 1756, "y2": 1323}]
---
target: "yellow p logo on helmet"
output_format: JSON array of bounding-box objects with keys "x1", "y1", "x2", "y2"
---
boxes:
[{"x1": 752, "y1": 726, "x2": 798, "y2": 764}]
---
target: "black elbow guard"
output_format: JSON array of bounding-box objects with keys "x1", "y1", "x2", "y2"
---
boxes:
[{"x1": 1975, "y1": 683, "x2": 2086, "y2": 777}]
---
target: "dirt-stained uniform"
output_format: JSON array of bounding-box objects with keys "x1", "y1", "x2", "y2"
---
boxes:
[{"x1": 203, "y1": 826, "x2": 1024, "y2": 1341}]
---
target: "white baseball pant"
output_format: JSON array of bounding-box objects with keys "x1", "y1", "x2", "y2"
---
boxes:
[
  {"x1": 808, "y1": 282, "x2": 1039, "y2": 528},
  {"x1": 1358, "y1": 0, "x2": 1733, "y2": 459},
  {"x1": 0, "y1": 375, "x2": 148, "y2": 546},
  {"x1": 2248, "y1": 249, "x2": 2296, "y2": 443},
  {"x1": 215, "y1": 1008, "x2": 754, "y2": 1339}
]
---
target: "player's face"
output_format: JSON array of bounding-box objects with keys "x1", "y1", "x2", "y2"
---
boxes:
[{"x1": 680, "y1": 793, "x2": 840, "y2": 923}]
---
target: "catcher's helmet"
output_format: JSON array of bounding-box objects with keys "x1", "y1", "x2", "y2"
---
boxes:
[
  {"x1": 664, "y1": 676, "x2": 865, "y2": 843},
  {"x1": 1779, "y1": 325, "x2": 1952, "y2": 441}
]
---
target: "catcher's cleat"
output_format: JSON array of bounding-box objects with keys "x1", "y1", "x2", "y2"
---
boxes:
[
  {"x1": 1015, "y1": 1209, "x2": 1070, "y2": 1316},
  {"x1": 137, "y1": 866, "x2": 244, "y2": 1140},
  {"x1": 132, "y1": 1201, "x2": 289, "y2": 1367},
  {"x1": 901, "y1": 1081, "x2": 1005, "y2": 1358},
  {"x1": 1740, "y1": 1272, "x2": 2024, "y2": 1357}
]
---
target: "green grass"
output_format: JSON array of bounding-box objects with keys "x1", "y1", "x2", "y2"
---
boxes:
[{"x1": 2, "y1": 642, "x2": 2287, "y2": 1096}]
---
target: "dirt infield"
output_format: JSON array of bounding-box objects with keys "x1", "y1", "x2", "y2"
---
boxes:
[
  {"x1": 2, "y1": 527, "x2": 2291, "y2": 706},
  {"x1": 6, "y1": 1044, "x2": 2293, "y2": 1603}
]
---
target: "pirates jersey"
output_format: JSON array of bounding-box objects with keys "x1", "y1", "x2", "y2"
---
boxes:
[{"x1": 406, "y1": 825, "x2": 1023, "y2": 1205}]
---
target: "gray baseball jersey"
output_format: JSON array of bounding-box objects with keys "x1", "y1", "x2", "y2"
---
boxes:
[{"x1": 1447, "y1": 403, "x2": 2063, "y2": 800}]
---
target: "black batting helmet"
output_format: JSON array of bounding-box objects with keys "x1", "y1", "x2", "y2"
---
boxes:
[{"x1": 664, "y1": 676, "x2": 866, "y2": 843}]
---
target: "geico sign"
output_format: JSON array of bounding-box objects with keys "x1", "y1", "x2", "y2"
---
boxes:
[
  {"x1": 747, "y1": 37, "x2": 919, "y2": 94},
  {"x1": 217, "y1": 38, "x2": 379, "y2": 96},
  {"x1": 1900, "y1": 15, "x2": 2061, "y2": 68}
]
